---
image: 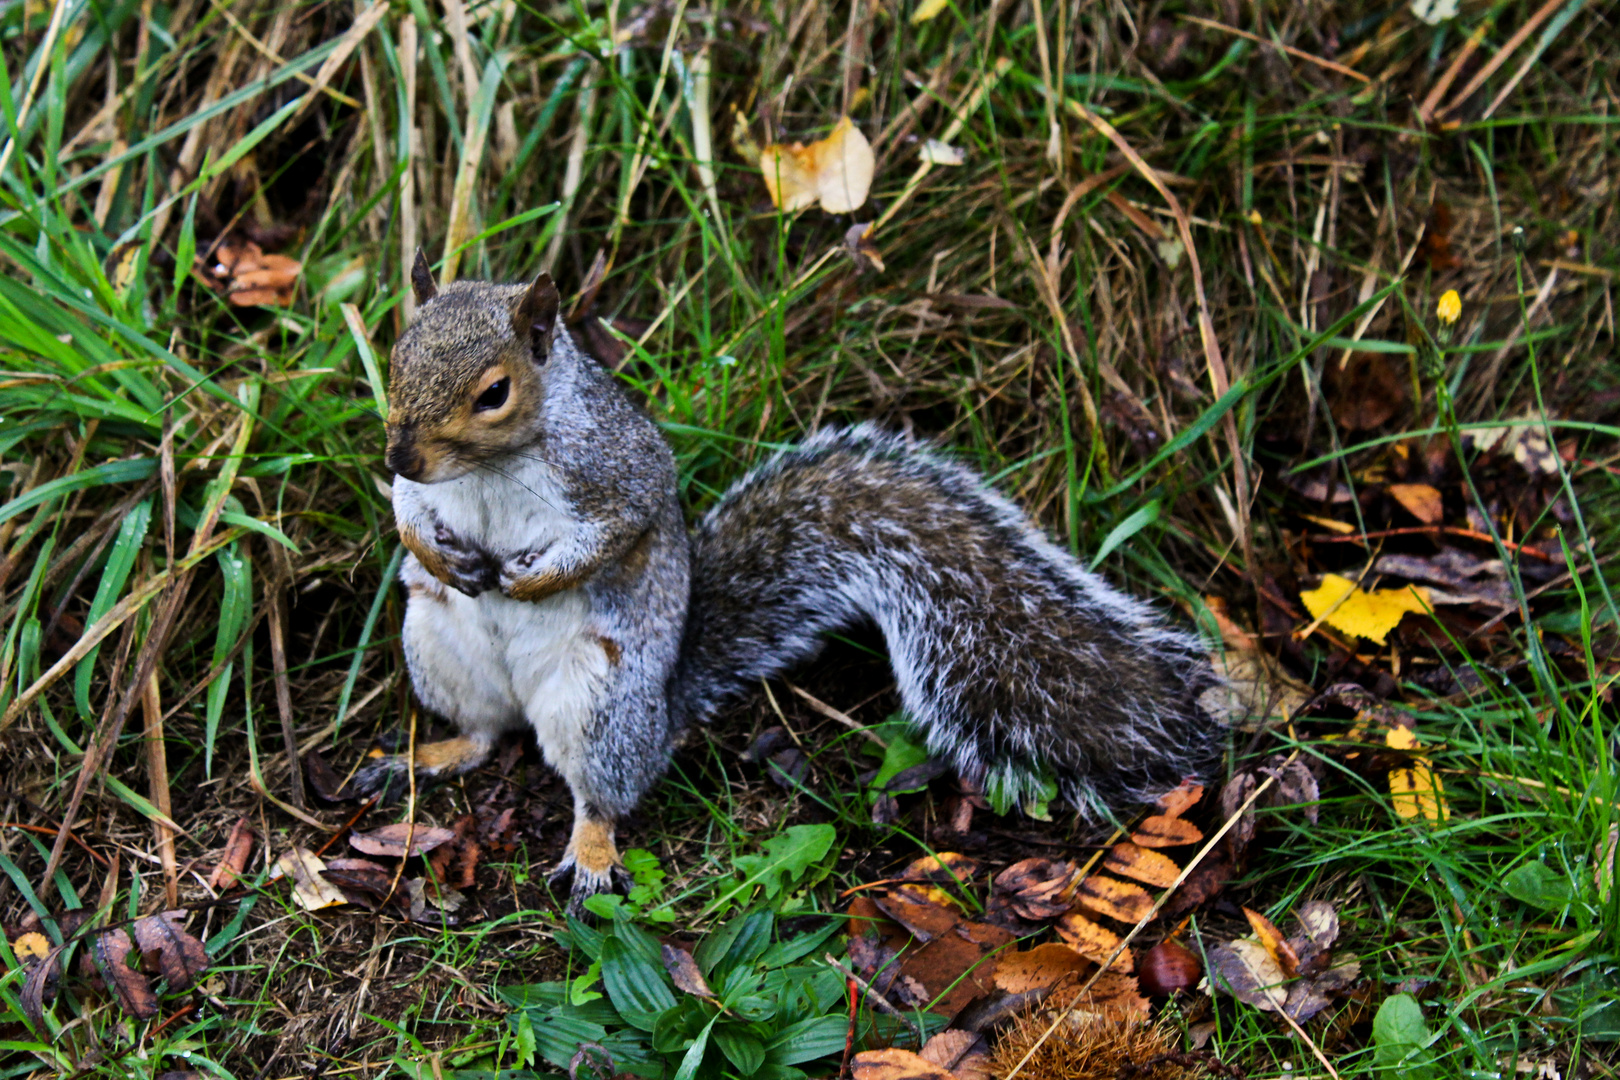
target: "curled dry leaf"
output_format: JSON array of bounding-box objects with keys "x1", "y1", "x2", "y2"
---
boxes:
[
  {"x1": 661, "y1": 943, "x2": 714, "y2": 998},
  {"x1": 1075, "y1": 875, "x2": 1155, "y2": 924},
  {"x1": 194, "y1": 240, "x2": 302, "y2": 307},
  {"x1": 1053, "y1": 911, "x2": 1132, "y2": 971},
  {"x1": 919, "y1": 1029, "x2": 982, "y2": 1070},
  {"x1": 1131, "y1": 815, "x2": 1204, "y2": 848},
  {"x1": 994, "y1": 858, "x2": 1078, "y2": 920},
  {"x1": 759, "y1": 116, "x2": 875, "y2": 214},
  {"x1": 1137, "y1": 938, "x2": 1201, "y2": 995},
  {"x1": 130, "y1": 910, "x2": 208, "y2": 992},
  {"x1": 90, "y1": 928, "x2": 158, "y2": 1020},
  {"x1": 349, "y1": 823, "x2": 458, "y2": 857},
  {"x1": 1288, "y1": 900, "x2": 1340, "y2": 972},
  {"x1": 1103, "y1": 842, "x2": 1181, "y2": 888},
  {"x1": 1283, "y1": 955, "x2": 1361, "y2": 1022},
  {"x1": 1208, "y1": 938, "x2": 1287, "y2": 1013},
  {"x1": 207, "y1": 816, "x2": 255, "y2": 891},
  {"x1": 1243, "y1": 908, "x2": 1300, "y2": 979},
  {"x1": 272, "y1": 848, "x2": 349, "y2": 911}
]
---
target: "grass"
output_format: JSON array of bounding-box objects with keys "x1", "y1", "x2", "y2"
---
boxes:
[{"x1": 0, "y1": 0, "x2": 1616, "y2": 1075}]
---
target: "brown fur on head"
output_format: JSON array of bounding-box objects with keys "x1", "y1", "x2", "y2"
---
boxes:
[{"x1": 385, "y1": 261, "x2": 560, "y2": 483}]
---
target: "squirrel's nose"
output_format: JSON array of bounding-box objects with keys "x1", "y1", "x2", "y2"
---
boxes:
[{"x1": 386, "y1": 429, "x2": 423, "y2": 480}]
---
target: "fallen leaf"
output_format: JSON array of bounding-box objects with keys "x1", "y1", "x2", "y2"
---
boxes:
[
  {"x1": 1283, "y1": 955, "x2": 1361, "y2": 1022},
  {"x1": 852, "y1": 1048, "x2": 955, "y2": 1080},
  {"x1": 845, "y1": 222, "x2": 886, "y2": 274},
  {"x1": 304, "y1": 752, "x2": 355, "y2": 802},
  {"x1": 919, "y1": 139, "x2": 964, "y2": 166},
  {"x1": 1262, "y1": 758, "x2": 1321, "y2": 823},
  {"x1": 207, "y1": 817, "x2": 255, "y2": 891},
  {"x1": 1208, "y1": 938, "x2": 1287, "y2": 1012},
  {"x1": 1287, "y1": 900, "x2": 1340, "y2": 971},
  {"x1": 993, "y1": 943, "x2": 1091, "y2": 994},
  {"x1": 272, "y1": 848, "x2": 349, "y2": 911},
  {"x1": 661, "y1": 943, "x2": 714, "y2": 997},
  {"x1": 896, "y1": 929, "x2": 1001, "y2": 1015},
  {"x1": 1243, "y1": 908, "x2": 1300, "y2": 979},
  {"x1": 1137, "y1": 938, "x2": 1201, "y2": 995},
  {"x1": 195, "y1": 240, "x2": 302, "y2": 307},
  {"x1": 919, "y1": 1029, "x2": 983, "y2": 1070},
  {"x1": 1161, "y1": 854, "x2": 1232, "y2": 920},
  {"x1": 403, "y1": 877, "x2": 464, "y2": 921},
  {"x1": 1074, "y1": 875, "x2": 1155, "y2": 924},
  {"x1": 909, "y1": 0, "x2": 950, "y2": 24},
  {"x1": 1388, "y1": 483, "x2": 1444, "y2": 525},
  {"x1": 901, "y1": 852, "x2": 979, "y2": 884},
  {"x1": 349, "y1": 823, "x2": 458, "y2": 857},
  {"x1": 1388, "y1": 756, "x2": 1450, "y2": 822},
  {"x1": 89, "y1": 928, "x2": 158, "y2": 1019},
  {"x1": 427, "y1": 814, "x2": 482, "y2": 891},
  {"x1": 760, "y1": 116, "x2": 875, "y2": 214},
  {"x1": 1103, "y1": 843, "x2": 1181, "y2": 888},
  {"x1": 1156, "y1": 780, "x2": 1204, "y2": 818},
  {"x1": 1219, "y1": 772, "x2": 1259, "y2": 851},
  {"x1": 130, "y1": 911, "x2": 208, "y2": 992},
  {"x1": 993, "y1": 858, "x2": 1077, "y2": 920},
  {"x1": 874, "y1": 892, "x2": 962, "y2": 942},
  {"x1": 1131, "y1": 815, "x2": 1204, "y2": 848},
  {"x1": 1053, "y1": 910, "x2": 1132, "y2": 971},
  {"x1": 11, "y1": 932, "x2": 51, "y2": 962},
  {"x1": 1300, "y1": 573, "x2": 1433, "y2": 645},
  {"x1": 20, "y1": 940, "x2": 63, "y2": 1028}
]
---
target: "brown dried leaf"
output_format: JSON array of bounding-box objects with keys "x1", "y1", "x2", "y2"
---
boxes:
[
  {"x1": 1283, "y1": 955, "x2": 1361, "y2": 1022},
  {"x1": 993, "y1": 943, "x2": 1091, "y2": 994},
  {"x1": 207, "y1": 817, "x2": 255, "y2": 891},
  {"x1": 1244, "y1": 907, "x2": 1300, "y2": 979},
  {"x1": 129, "y1": 911, "x2": 208, "y2": 992},
  {"x1": 852, "y1": 1048, "x2": 956, "y2": 1080},
  {"x1": 1218, "y1": 773, "x2": 1258, "y2": 852},
  {"x1": 1161, "y1": 854, "x2": 1233, "y2": 921},
  {"x1": 1264, "y1": 759, "x2": 1321, "y2": 824},
  {"x1": 993, "y1": 858, "x2": 1077, "y2": 919},
  {"x1": 1388, "y1": 483, "x2": 1444, "y2": 524},
  {"x1": 349, "y1": 823, "x2": 458, "y2": 857},
  {"x1": 919, "y1": 1030, "x2": 982, "y2": 1070},
  {"x1": 1287, "y1": 900, "x2": 1340, "y2": 971},
  {"x1": 1131, "y1": 815, "x2": 1203, "y2": 848},
  {"x1": 20, "y1": 941, "x2": 62, "y2": 1029},
  {"x1": 1052, "y1": 910, "x2": 1132, "y2": 971},
  {"x1": 1103, "y1": 842, "x2": 1181, "y2": 888},
  {"x1": 1156, "y1": 780, "x2": 1205, "y2": 818},
  {"x1": 1208, "y1": 938, "x2": 1287, "y2": 1012},
  {"x1": 1137, "y1": 938, "x2": 1201, "y2": 995},
  {"x1": 661, "y1": 943, "x2": 713, "y2": 998},
  {"x1": 90, "y1": 928, "x2": 158, "y2": 1019},
  {"x1": 874, "y1": 892, "x2": 962, "y2": 943},
  {"x1": 1074, "y1": 875, "x2": 1155, "y2": 924},
  {"x1": 896, "y1": 931, "x2": 1001, "y2": 1015}
]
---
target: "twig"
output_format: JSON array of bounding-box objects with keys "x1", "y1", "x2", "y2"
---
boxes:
[
  {"x1": 1438, "y1": 0, "x2": 1566, "y2": 117},
  {"x1": 1179, "y1": 15, "x2": 1370, "y2": 83},
  {"x1": 824, "y1": 954, "x2": 923, "y2": 1040},
  {"x1": 266, "y1": 579, "x2": 306, "y2": 810},
  {"x1": 1305, "y1": 526, "x2": 1558, "y2": 561}
]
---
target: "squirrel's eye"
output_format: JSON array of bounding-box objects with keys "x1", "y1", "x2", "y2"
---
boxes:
[{"x1": 474, "y1": 377, "x2": 510, "y2": 412}]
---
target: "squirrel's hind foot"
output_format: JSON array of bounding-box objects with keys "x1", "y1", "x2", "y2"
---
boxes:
[
  {"x1": 351, "y1": 735, "x2": 496, "y2": 805},
  {"x1": 550, "y1": 815, "x2": 630, "y2": 918}
]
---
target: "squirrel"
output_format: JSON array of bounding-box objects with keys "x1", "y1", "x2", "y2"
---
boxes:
[{"x1": 356, "y1": 252, "x2": 1225, "y2": 912}]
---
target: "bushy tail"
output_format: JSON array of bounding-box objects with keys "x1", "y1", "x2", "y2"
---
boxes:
[{"x1": 671, "y1": 425, "x2": 1224, "y2": 816}]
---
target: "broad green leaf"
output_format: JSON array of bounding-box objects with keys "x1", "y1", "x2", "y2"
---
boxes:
[
  {"x1": 713, "y1": 1025, "x2": 766, "y2": 1075},
  {"x1": 600, "y1": 936, "x2": 677, "y2": 1031},
  {"x1": 697, "y1": 910, "x2": 774, "y2": 977},
  {"x1": 671, "y1": 1016, "x2": 716, "y2": 1080},
  {"x1": 1502, "y1": 861, "x2": 1578, "y2": 911},
  {"x1": 719, "y1": 826, "x2": 837, "y2": 910},
  {"x1": 764, "y1": 1015, "x2": 850, "y2": 1065},
  {"x1": 1372, "y1": 993, "x2": 1435, "y2": 1076},
  {"x1": 757, "y1": 920, "x2": 842, "y2": 969}
]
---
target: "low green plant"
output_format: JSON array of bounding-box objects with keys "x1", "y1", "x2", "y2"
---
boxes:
[{"x1": 497, "y1": 908, "x2": 869, "y2": 1080}]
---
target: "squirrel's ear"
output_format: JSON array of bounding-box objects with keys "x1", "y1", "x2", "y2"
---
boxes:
[
  {"x1": 512, "y1": 272, "x2": 560, "y2": 363},
  {"x1": 410, "y1": 249, "x2": 437, "y2": 305}
]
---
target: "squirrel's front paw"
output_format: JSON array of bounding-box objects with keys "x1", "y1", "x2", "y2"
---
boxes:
[
  {"x1": 498, "y1": 547, "x2": 560, "y2": 600},
  {"x1": 433, "y1": 524, "x2": 500, "y2": 597}
]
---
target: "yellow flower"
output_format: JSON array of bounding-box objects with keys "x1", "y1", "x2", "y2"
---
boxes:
[{"x1": 1437, "y1": 289, "x2": 1461, "y2": 325}]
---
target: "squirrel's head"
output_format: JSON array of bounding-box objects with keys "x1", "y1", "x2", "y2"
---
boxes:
[{"x1": 384, "y1": 252, "x2": 561, "y2": 483}]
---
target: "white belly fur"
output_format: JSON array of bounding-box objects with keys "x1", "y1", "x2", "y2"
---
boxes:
[{"x1": 396, "y1": 465, "x2": 610, "y2": 783}]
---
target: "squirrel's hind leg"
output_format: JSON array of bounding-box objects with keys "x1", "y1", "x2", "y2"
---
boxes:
[
  {"x1": 355, "y1": 556, "x2": 525, "y2": 801},
  {"x1": 548, "y1": 801, "x2": 631, "y2": 916}
]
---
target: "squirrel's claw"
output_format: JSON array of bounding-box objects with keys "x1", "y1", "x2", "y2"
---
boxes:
[
  {"x1": 349, "y1": 753, "x2": 416, "y2": 806},
  {"x1": 549, "y1": 858, "x2": 632, "y2": 919}
]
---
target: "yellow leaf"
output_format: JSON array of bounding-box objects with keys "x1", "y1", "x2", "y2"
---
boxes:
[
  {"x1": 759, "y1": 116, "x2": 874, "y2": 214},
  {"x1": 1300, "y1": 573, "x2": 1432, "y2": 645},
  {"x1": 1389, "y1": 758, "x2": 1450, "y2": 822},
  {"x1": 910, "y1": 0, "x2": 950, "y2": 24},
  {"x1": 1385, "y1": 726, "x2": 1450, "y2": 821}
]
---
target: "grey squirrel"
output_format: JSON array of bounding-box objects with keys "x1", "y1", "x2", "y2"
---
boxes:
[{"x1": 357, "y1": 253, "x2": 1225, "y2": 911}]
